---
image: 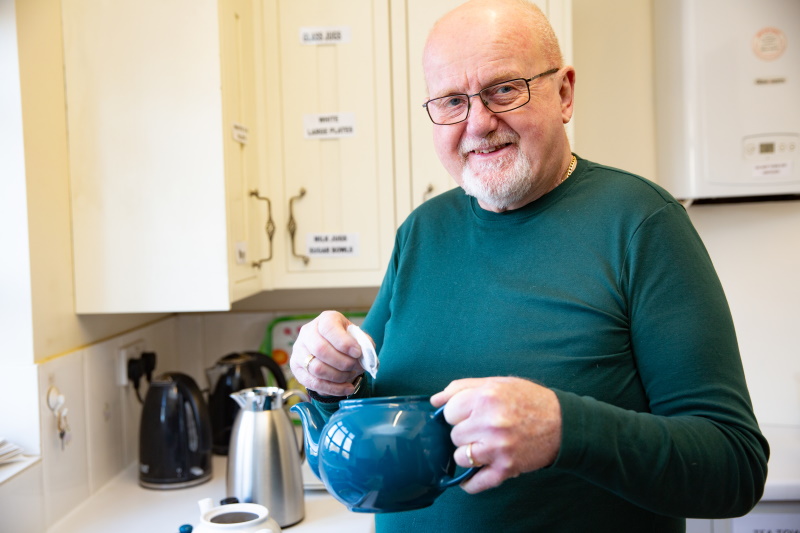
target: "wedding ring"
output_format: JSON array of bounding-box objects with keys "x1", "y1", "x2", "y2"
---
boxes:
[
  {"x1": 466, "y1": 442, "x2": 481, "y2": 468},
  {"x1": 303, "y1": 354, "x2": 315, "y2": 372}
]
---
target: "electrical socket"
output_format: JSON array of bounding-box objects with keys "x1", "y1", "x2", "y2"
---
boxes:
[{"x1": 117, "y1": 340, "x2": 146, "y2": 386}]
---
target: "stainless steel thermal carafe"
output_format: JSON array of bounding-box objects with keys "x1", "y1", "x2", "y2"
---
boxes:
[{"x1": 226, "y1": 387, "x2": 307, "y2": 528}]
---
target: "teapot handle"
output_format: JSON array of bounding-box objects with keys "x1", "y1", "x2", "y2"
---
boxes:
[{"x1": 432, "y1": 405, "x2": 482, "y2": 489}]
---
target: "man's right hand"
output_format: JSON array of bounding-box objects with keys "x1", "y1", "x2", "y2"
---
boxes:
[{"x1": 289, "y1": 310, "x2": 367, "y2": 396}]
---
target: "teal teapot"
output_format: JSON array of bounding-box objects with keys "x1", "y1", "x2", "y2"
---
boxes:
[{"x1": 291, "y1": 395, "x2": 480, "y2": 513}]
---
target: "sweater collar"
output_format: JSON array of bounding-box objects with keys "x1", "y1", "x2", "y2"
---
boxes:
[{"x1": 468, "y1": 155, "x2": 584, "y2": 222}]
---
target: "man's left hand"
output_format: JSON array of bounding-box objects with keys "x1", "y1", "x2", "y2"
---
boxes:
[{"x1": 431, "y1": 377, "x2": 563, "y2": 494}]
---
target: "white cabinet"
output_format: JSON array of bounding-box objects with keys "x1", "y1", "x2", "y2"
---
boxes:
[
  {"x1": 63, "y1": 0, "x2": 573, "y2": 310},
  {"x1": 390, "y1": 0, "x2": 574, "y2": 220},
  {"x1": 258, "y1": 0, "x2": 573, "y2": 288},
  {"x1": 258, "y1": 0, "x2": 396, "y2": 289},
  {"x1": 64, "y1": 0, "x2": 267, "y2": 313}
]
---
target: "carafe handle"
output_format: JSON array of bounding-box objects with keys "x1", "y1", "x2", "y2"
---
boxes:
[
  {"x1": 432, "y1": 405, "x2": 482, "y2": 489},
  {"x1": 284, "y1": 389, "x2": 310, "y2": 461}
]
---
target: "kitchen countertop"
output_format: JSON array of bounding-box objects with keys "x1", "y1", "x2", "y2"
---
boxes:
[
  {"x1": 760, "y1": 424, "x2": 800, "y2": 501},
  {"x1": 48, "y1": 455, "x2": 374, "y2": 533},
  {"x1": 46, "y1": 425, "x2": 798, "y2": 532}
]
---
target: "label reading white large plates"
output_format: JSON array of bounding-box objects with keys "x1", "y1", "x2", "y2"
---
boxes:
[
  {"x1": 307, "y1": 233, "x2": 360, "y2": 257},
  {"x1": 752, "y1": 161, "x2": 792, "y2": 180},
  {"x1": 300, "y1": 26, "x2": 351, "y2": 45},
  {"x1": 303, "y1": 113, "x2": 355, "y2": 139}
]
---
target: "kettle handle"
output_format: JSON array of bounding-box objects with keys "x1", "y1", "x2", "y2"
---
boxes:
[
  {"x1": 170, "y1": 373, "x2": 213, "y2": 453},
  {"x1": 244, "y1": 351, "x2": 288, "y2": 389},
  {"x1": 432, "y1": 405, "x2": 482, "y2": 489}
]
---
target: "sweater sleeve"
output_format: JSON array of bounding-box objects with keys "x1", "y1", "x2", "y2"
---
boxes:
[
  {"x1": 552, "y1": 202, "x2": 769, "y2": 519},
  {"x1": 362, "y1": 232, "x2": 401, "y2": 353}
]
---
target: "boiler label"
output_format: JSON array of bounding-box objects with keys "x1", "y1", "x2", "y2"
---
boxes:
[
  {"x1": 752, "y1": 27, "x2": 787, "y2": 61},
  {"x1": 752, "y1": 161, "x2": 792, "y2": 180}
]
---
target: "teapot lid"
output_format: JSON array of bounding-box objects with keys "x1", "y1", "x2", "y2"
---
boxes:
[{"x1": 340, "y1": 395, "x2": 432, "y2": 409}]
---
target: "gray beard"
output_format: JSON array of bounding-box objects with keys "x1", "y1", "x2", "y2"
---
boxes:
[{"x1": 460, "y1": 145, "x2": 533, "y2": 211}]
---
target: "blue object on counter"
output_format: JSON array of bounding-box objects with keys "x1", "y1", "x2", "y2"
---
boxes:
[{"x1": 179, "y1": 525, "x2": 192, "y2": 533}]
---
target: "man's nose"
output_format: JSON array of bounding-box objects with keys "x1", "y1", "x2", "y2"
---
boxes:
[{"x1": 465, "y1": 98, "x2": 499, "y2": 136}]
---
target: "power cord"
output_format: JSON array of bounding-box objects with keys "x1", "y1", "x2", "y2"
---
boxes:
[
  {"x1": 141, "y1": 352, "x2": 157, "y2": 383},
  {"x1": 128, "y1": 351, "x2": 158, "y2": 404},
  {"x1": 128, "y1": 358, "x2": 145, "y2": 404}
]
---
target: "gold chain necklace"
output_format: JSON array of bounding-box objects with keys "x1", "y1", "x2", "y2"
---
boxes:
[{"x1": 560, "y1": 155, "x2": 577, "y2": 184}]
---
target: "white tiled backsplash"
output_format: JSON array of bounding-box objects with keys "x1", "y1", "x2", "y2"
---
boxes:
[
  {"x1": 37, "y1": 348, "x2": 90, "y2": 526},
  {"x1": 1, "y1": 311, "x2": 289, "y2": 532}
]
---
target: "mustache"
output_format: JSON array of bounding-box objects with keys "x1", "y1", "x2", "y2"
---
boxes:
[{"x1": 459, "y1": 131, "x2": 520, "y2": 157}]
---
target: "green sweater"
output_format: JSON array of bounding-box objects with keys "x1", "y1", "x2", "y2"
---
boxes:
[{"x1": 322, "y1": 157, "x2": 769, "y2": 532}]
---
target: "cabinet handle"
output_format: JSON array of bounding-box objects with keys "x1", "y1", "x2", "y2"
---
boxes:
[
  {"x1": 422, "y1": 183, "x2": 434, "y2": 202},
  {"x1": 288, "y1": 188, "x2": 310, "y2": 265},
  {"x1": 249, "y1": 190, "x2": 275, "y2": 268}
]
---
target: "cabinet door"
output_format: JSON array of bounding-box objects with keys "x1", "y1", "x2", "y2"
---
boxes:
[
  {"x1": 64, "y1": 0, "x2": 265, "y2": 312},
  {"x1": 219, "y1": 0, "x2": 268, "y2": 300},
  {"x1": 264, "y1": 0, "x2": 395, "y2": 289},
  {"x1": 392, "y1": 0, "x2": 572, "y2": 220},
  {"x1": 392, "y1": 0, "x2": 465, "y2": 222}
]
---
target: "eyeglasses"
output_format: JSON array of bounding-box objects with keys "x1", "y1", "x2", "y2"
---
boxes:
[{"x1": 422, "y1": 68, "x2": 559, "y2": 125}]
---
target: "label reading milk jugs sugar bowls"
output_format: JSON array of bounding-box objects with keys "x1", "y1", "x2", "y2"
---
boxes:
[{"x1": 306, "y1": 233, "x2": 359, "y2": 257}]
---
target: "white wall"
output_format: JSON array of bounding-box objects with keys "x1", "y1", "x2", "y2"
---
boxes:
[
  {"x1": 689, "y1": 201, "x2": 800, "y2": 427},
  {"x1": 0, "y1": 0, "x2": 40, "y2": 455},
  {"x1": 572, "y1": 0, "x2": 657, "y2": 179}
]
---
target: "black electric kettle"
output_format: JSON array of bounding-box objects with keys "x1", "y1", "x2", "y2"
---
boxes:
[
  {"x1": 206, "y1": 351, "x2": 287, "y2": 455},
  {"x1": 139, "y1": 372, "x2": 212, "y2": 489}
]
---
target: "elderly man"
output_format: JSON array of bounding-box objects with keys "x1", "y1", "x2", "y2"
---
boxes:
[{"x1": 289, "y1": 1, "x2": 769, "y2": 531}]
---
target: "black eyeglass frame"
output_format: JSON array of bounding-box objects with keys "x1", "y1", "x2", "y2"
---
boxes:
[{"x1": 422, "y1": 67, "x2": 560, "y2": 125}]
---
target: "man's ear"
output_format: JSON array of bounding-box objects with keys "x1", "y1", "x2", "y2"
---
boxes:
[{"x1": 559, "y1": 67, "x2": 576, "y2": 124}]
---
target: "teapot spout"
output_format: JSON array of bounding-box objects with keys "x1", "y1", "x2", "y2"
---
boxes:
[{"x1": 289, "y1": 402, "x2": 324, "y2": 481}]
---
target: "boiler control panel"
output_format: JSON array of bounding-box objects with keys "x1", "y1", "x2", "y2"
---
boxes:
[{"x1": 739, "y1": 133, "x2": 799, "y2": 184}]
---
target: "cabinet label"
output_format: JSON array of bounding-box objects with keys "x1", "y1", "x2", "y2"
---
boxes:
[
  {"x1": 232, "y1": 123, "x2": 249, "y2": 145},
  {"x1": 234, "y1": 241, "x2": 248, "y2": 264},
  {"x1": 300, "y1": 26, "x2": 351, "y2": 45},
  {"x1": 303, "y1": 113, "x2": 356, "y2": 139},
  {"x1": 306, "y1": 233, "x2": 359, "y2": 257},
  {"x1": 732, "y1": 511, "x2": 800, "y2": 532}
]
